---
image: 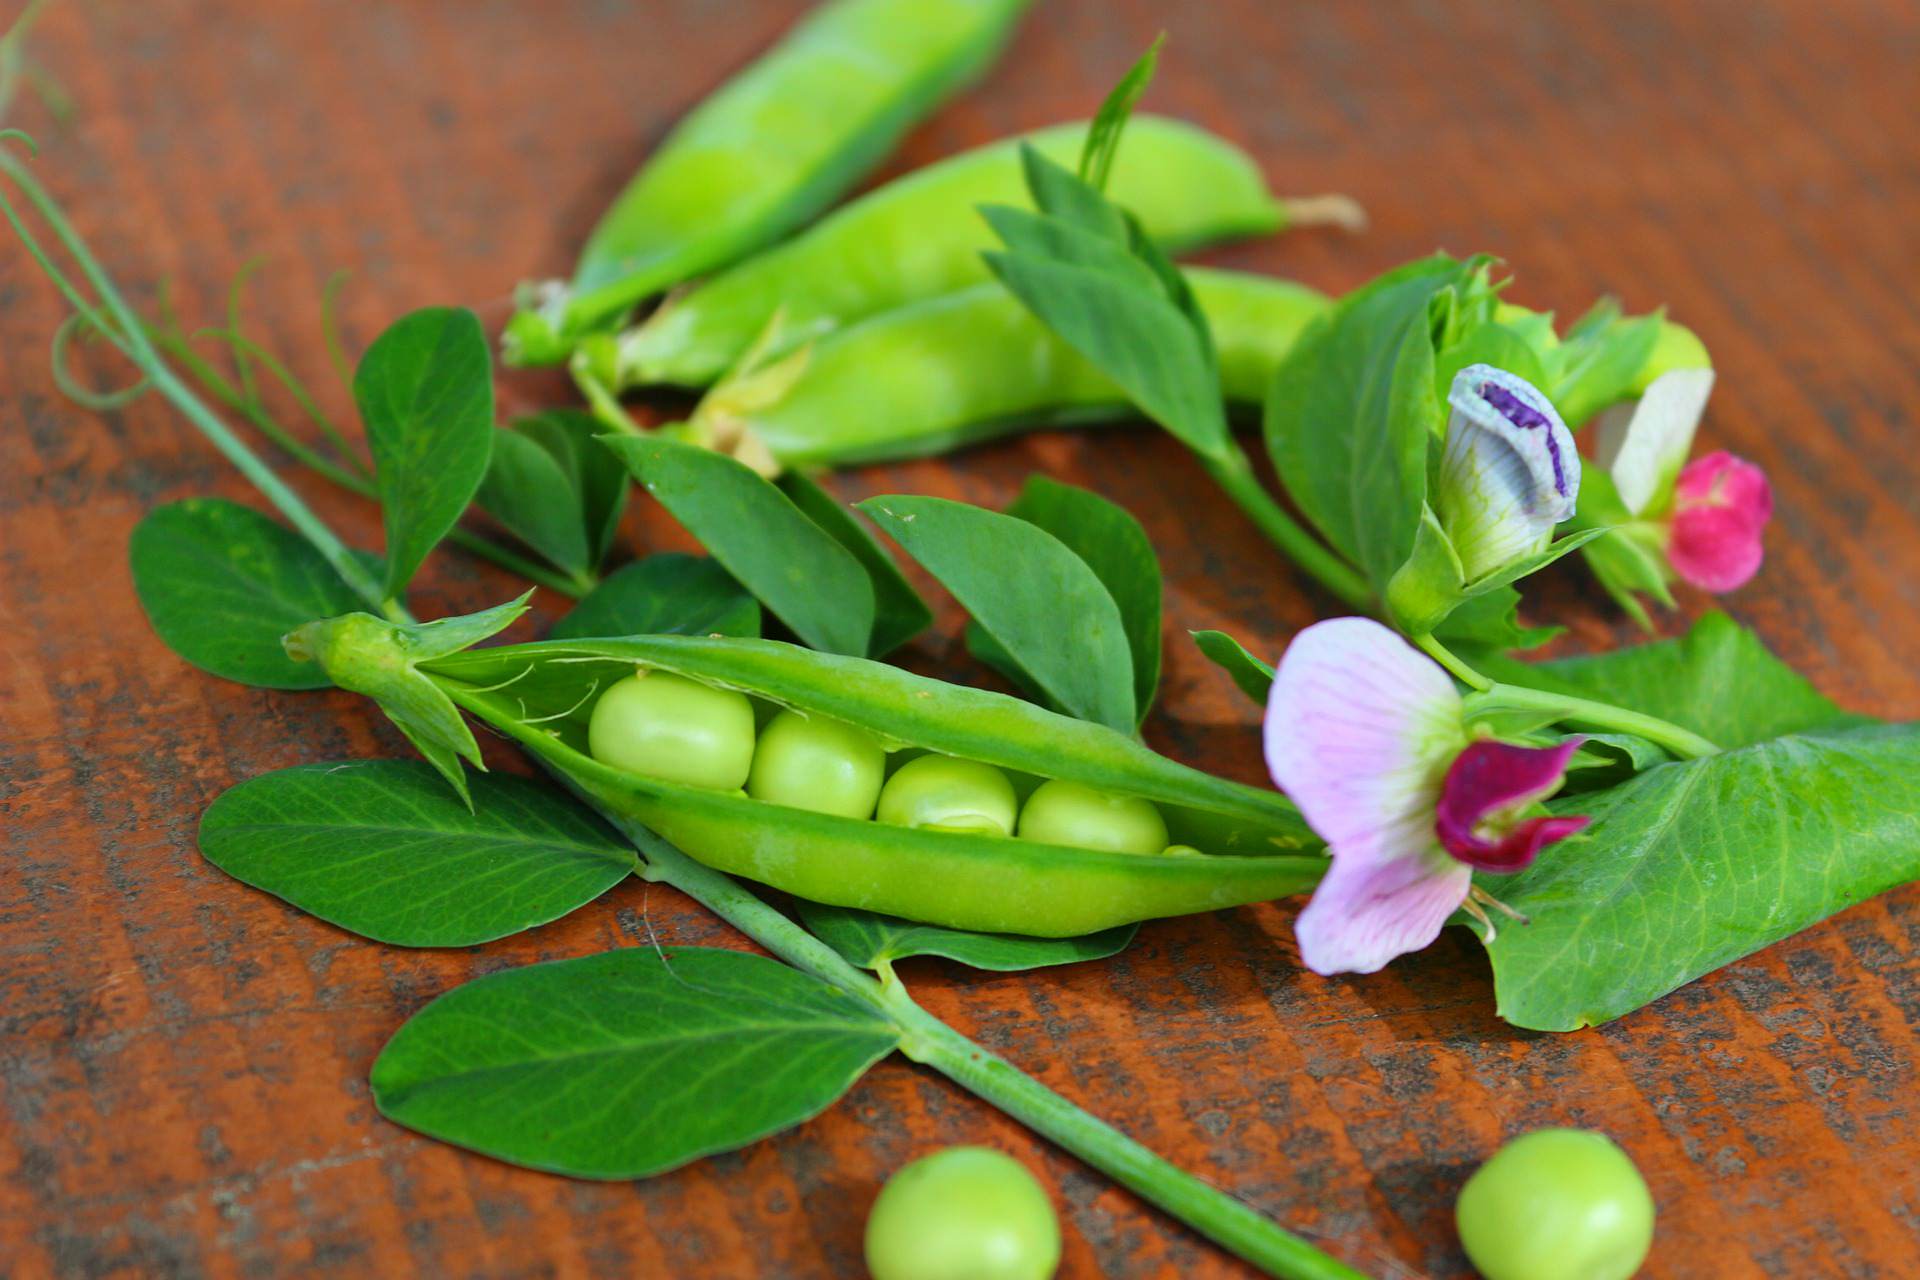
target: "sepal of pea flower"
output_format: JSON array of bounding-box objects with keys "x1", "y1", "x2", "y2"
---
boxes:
[
  {"x1": 282, "y1": 592, "x2": 532, "y2": 806},
  {"x1": 502, "y1": 280, "x2": 576, "y2": 368},
  {"x1": 678, "y1": 309, "x2": 813, "y2": 478}
]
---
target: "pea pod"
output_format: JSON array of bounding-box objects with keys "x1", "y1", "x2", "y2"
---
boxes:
[
  {"x1": 421, "y1": 634, "x2": 1325, "y2": 937},
  {"x1": 505, "y1": 0, "x2": 1034, "y2": 365},
  {"x1": 681, "y1": 267, "x2": 1329, "y2": 471},
  {"x1": 604, "y1": 116, "x2": 1356, "y2": 389}
]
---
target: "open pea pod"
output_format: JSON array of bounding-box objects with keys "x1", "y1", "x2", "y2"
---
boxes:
[{"x1": 421, "y1": 635, "x2": 1325, "y2": 937}]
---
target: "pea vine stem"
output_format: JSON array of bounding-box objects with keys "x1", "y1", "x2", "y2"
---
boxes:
[
  {"x1": 1416, "y1": 633, "x2": 1722, "y2": 760},
  {"x1": 610, "y1": 816, "x2": 1363, "y2": 1280}
]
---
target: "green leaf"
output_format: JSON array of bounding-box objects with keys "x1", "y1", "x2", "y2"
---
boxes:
[
  {"x1": 1078, "y1": 34, "x2": 1163, "y2": 191},
  {"x1": 603, "y1": 436, "x2": 875, "y2": 656},
  {"x1": 129, "y1": 498, "x2": 366, "y2": 690},
  {"x1": 476, "y1": 427, "x2": 593, "y2": 578},
  {"x1": 1434, "y1": 319, "x2": 1551, "y2": 402},
  {"x1": 1018, "y1": 141, "x2": 1130, "y2": 243},
  {"x1": 514, "y1": 410, "x2": 631, "y2": 567},
  {"x1": 1191, "y1": 630, "x2": 1273, "y2": 706},
  {"x1": 1473, "y1": 612, "x2": 1855, "y2": 750},
  {"x1": 983, "y1": 249, "x2": 1227, "y2": 459},
  {"x1": 797, "y1": 902, "x2": 1136, "y2": 973},
  {"x1": 1432, "y1": 585, "x2": 1561, "y2": 653},
  {"x1": 199, "y1": 761, "x2": 634, "y2": 946},
  {"x1": 1265, "y1": 256, "x2": 1476, "y2": 591},
  {"x1": 860, "y1": 494, "x2": 1137, "y2": 732},
  {"x1": 549, "y1": 554, "x2": 760, "y2": 642},
  {"x1": 370, "y1": 946, "x2": 899, "y2": 1178},
  {"x1": 355, "y1": 307, "x2": 495, "y2": 599},
  {"x1": 994, "y1": 476, "x2": 1163, "y2": 723},
  {"x1": 776, "y1": 470, "x2": 930, "y2": 658},
  {"x1": 1486, "y1": 722, "x2": 1920, "y2": 1030}
]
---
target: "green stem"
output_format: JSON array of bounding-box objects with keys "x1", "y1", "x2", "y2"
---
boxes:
[
  {"x1": 611, "y1": 818, "x2": 1362, "y2": 1280},
  {"x1": 1418, "y1": 634, "x2": 1721, "y2": 760},
  {"x1": 1203, "y1": 444, "x2": 1373, "y2": 612},
  {"x1": 1470, "y1": 683, "x2": 1721, "y2": 760}
]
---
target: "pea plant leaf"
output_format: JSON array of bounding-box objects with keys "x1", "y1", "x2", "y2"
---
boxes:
[
  {"x1": 860, "y1": 494, "x2": 1137, "y2": 733},
  {"x1": 602, "y1": 436, "x2": 875, "y2": 656},
  {"x1": 199, "y1": 761, "x2": 634, "y2": 946},
  {"x1": 1473, "y1": 612, "x2": 1857, "y2": 750},
  {"x1": 776, "y1": 470, "x2": 931, "y2": 657},
  {"x1": 1264, "y1": 255, "x2": 1483, "y2": 592},
  {"x1": 1191, "y1": 630, "x2": 1274, "y2": 706},
  {"x1": 1546, "y1": 298, "x2": 1664, "y2": 428},
  {"x1": 550, "y1": 554, "x2": 760, "y2": 641},
  {"x1": 354, "y1": 306, "x2": 495, "y2": 600},
  {"x1": 1484, "y1": 721, "x2": 1920, "y2": 1031},
  {"x1": 129, "y1": 498, "x2": 367, "y2": 690},
  {"x1": 476, "y1": 427, "x2": 593, "y2": 580},
  {"x1": 514, "y1": 409, "x2": 630, "y2": 567},
  {"x1": 1078, "y1": 34, "x2": 1164, "y2": 191},
  {"x1": 370, "y1": 946, "x2": 900, "y2": 1179},
  {"x1": 976, "y1": 476, "x2": 1163, "y2": 724},
  {"x1": 983, "y1": 146, "x2": 1229, "y2": 461},
  {"x1": 797, "y1": 902, "x2": 1136, "y2": 973}
]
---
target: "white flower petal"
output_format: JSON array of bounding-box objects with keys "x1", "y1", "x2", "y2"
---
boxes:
[
  {"x1": 1592, "y1": 367, "x2": 1717, "y2": 516},
  {"x1": 1294, "y1": 847, "x2": 1473, "y2": 975}
]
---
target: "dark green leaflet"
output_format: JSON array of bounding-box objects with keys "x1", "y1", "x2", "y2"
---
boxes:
[
  {"x1": 975, "y1": 477, "x2": 1163, "y2": 726},
  {"x1": 602, "y1": 436, "x2": 875, "y2": 656},
  {"x1": 511, "y1": 0, "x2": 1034, "y2": 355},
  {"x1": 477, "y1": 409, "x2": 630, "y2": 580},
  {"x1": 1264, "y1": 256, "x2": 1480, "y2": 593},
  {"x1": 199, "y1": 762, "x2": 634, "y2": 946},
  {"x1": 549, "y1": 554, "x2": 761, "y2": 642},
  {"x1": 354, "y1": 306, "x2": 494, "y2": 600},
  {"x1": 1486, "y1": 722, "x2": 1920, "y2": 1030},
  {"x1": 797, "y1": 902, "x2": 1136, "y2": 972},
  {"x1": 1191, "y1": 630, "x2": 1274, "y2": 707},
  {"x1": 1077, "y1": 35, "x2": 1162, "y2": 191},
  {"x1": 861, "y1": 494, "x2": 1138, "y2": 732},
  {"x1": 776, "y1": 470, "x2": 931, "y2": 657},
  {"x1": 371, "y1": 947, "x2": 899, "y2": 1179},
  {"x1": 129, "y1": 498, "x2": 368, "y2": 690}
]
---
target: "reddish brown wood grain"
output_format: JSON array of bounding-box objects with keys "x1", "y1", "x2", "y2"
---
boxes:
[{"x1": 2, "y1": 1, "x2": 1917, "y2": 1276}]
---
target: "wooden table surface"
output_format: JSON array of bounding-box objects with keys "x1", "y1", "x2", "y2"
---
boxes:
[{"x1": 4, "y1": 1, "x2": 1918, "y2": 1276}]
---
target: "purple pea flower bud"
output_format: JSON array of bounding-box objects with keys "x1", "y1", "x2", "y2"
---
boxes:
[{"x1": 1437, "y1": 365, "x2": 1581, "y2": 581}]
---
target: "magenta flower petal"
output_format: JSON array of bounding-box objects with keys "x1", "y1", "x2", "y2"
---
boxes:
[
  {"x1": 1294, "y1": 848, "x2": 1473, "y2": 975},
  {"x1": 1434, "y1": 739, "x2": 1587, "y2": 873},
  {"x1": 1667, "y1": 450, "x2": 1773, "y2": 592},
  {"x1": 1265, "y1": 618, "x2": 1465, "y2": 861}
]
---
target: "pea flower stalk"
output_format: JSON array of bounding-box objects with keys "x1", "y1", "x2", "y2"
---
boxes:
[{"x1": 1264, "y1": 617, "x2": 1591, "y2": 974}]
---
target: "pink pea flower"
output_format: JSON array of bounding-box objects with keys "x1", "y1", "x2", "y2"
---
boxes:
[
  {"x1": 1665, "y1": 450, "x2": 1773, "y2": 592},
  {"x1": 1593, "y1": 369, "x2": 1773, "y2": 594},
  {"x1": 1264, "y1": 618, "x2": 1590, "y2": 975}
]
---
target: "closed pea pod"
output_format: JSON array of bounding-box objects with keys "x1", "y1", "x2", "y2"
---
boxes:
[
  {"x1": 505, "y1": 0, "x2": 1034, "y2": 365},
  {"x1": 422, "y1": 634, "x2": 1325, "y2": 938},
  {"x1": 678, "y1": 267, "x2": 1329, "y2": 472},
  {"x1": 602, "y1": 116, "x2": 1358, "y2": 389}
]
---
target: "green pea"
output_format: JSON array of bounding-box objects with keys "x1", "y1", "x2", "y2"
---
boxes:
[
  {"x1": 1017, "y1": 779, "x2": 1168, "y2": 854},
  {"x1": 1456, "y1": 1128, "x2": 1655, "y2": 1280},
  {"x1": 503, "y1": 0, "x2": 1033, "y2": 365},
  {"x1": 746, "y1": 708, "x2": 885, "y2": 818},
  {"x1": 683, "y1": 270, "x2": 1327, "y2": 470},
  {"x1": 877, "y1": 755, "x2": 1017, "y2": 836},
  {"x1": 587, "y1": 670, "x2": 755, "y2": 791},
  {"x1": 613, "y1": 117, "x2": 1298, "y2": 390},
  {"x1": 864, "y1": 1146, "x2": 1060, "y2": 1280}
]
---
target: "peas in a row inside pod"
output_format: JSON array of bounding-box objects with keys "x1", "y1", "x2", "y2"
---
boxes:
[{"x1": 585, "y1": 669, "x2": 1172, "y2": 852}]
